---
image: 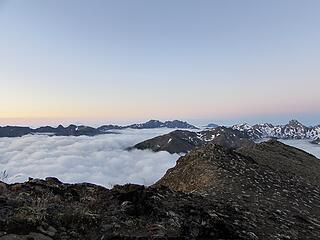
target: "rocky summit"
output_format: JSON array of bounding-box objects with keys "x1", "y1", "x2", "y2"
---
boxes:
[
  {"x1": 1, "y1": 140, "x2": 320, "y2": 239},
  {"x1": 156, "y1": 141, "x2": 320, "y2": 239}
]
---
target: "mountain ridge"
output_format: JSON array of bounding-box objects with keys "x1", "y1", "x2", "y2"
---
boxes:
[
  {"x1": 133, "y1": 120, "x2": 320, "y2": 154},
  {"x1": 133, "y1": 127, "x2": 254, "y2": 154},
  {"x1": 0, "y1": 120, "x2": 198, "y2": 138},
  {"x1": 232, "y1": 119, "x2": 320, "y2": 140}
]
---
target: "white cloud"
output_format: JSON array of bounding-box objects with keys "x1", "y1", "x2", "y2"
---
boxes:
[
  {"x1": 280, "y1": 139, "x2": 320, "y2": 159},
  {"x1": 0, "y1": 128, "x2": 179, "y2": 187},
  {"x1": 1, "y1": 129, "x2": 318, "y2": 188}
]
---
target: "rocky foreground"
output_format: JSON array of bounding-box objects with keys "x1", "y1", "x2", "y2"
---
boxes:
[
  {"x1": 1, "y1": 140, "x2": 320, "y2": 239},
  {"x1": 0, "y1": 178, "x2": 267, "y2": 240}
]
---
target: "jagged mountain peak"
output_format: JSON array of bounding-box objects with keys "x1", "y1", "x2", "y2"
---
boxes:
[
  {"x1": 287, "y1": 119, "x2": 305, "y2": 127},
  {"x1": 146, "y1": 119, "x2": 162, "y2": 124},
  {"x1": 232, "y1": 120, "x2": 318, "y2": 140}
]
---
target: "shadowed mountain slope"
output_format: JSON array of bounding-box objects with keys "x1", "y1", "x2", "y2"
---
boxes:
[{"x1": 133, "y1": 127, "x2": 254, "y2": 154}]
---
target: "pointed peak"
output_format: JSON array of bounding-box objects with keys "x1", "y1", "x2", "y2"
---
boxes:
[
  {"x1": 147, "y1": 119, "x2": 162, "y2": 123},
  {"x1": 288, "y1": 119, "x2": 303, "y2": 126}
]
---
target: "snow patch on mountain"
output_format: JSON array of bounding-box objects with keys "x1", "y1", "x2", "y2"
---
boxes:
[{"x1": 232, "y1": 120, "x2": 320, "y2": 140}]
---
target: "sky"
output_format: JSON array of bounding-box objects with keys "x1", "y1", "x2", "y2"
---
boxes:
[{"x1": 0, "y1": 0, "x2": 319, "y2": 126}]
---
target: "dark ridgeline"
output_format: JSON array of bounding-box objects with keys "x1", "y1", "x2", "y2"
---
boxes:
[
  {"x1": 1, "y1": 119, "x2": 319, "y2": 141},
  {"x1": 0, "y1": 120, "x2": 198, "y2": 138},
  {"x1": 0, "y1": 126, "x2": 33, "y2": 138},
  {"x1": 98, "y1": 120, "x2": 199, "y2": 131},
  {"x1": 1, "y1": 138, "x2": 320, "y2": 239}
]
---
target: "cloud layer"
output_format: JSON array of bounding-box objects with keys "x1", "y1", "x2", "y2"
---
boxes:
[
  {"x1": 0, "y1": 130, "x2": 319, "y2": 188},
  {"x1": 280, "y1": 139, "x2": 320, "y2": 159},
  {"x1": 0, "y1": 128, "x2": 179, "y2": 187}
]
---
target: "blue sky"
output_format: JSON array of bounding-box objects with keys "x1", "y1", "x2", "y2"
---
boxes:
[{"x1": 0, "y1": 0, "x2": 319, "y2": 126}]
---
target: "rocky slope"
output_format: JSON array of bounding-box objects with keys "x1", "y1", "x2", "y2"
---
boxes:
[
  {"x1": 133, "y1": 127, "x2": 254, "y2": 154},
  {"x1": 156, "y1": 141, "x2": 320, "y2": 239},
  {"x1": 232, "y1": 120, "x2": 320, "y2": 140},
  {"x1": 0, "y1": 178, "x2": 261, "y2": 240}
]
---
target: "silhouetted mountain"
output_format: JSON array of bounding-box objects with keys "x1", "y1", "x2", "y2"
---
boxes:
[
  {"x1": 34, "y1": 125, "x2": 103, "y2": 136},
  {"x1": 0, "y1": 125, "x2": 104, "y2": 137},
  {"x1": 162, "y1": 120, "x2": 198, "y2": 129},
  {"x1": 98, "y1": 120, "x2": 198, "y2": 132},
  {"x1": 97, "y1": 124, "x2": 125, "y2": 132},
  {"x1": 0, "y1": 126, "x2": 33, "y2": 137},
  {"x1": 0, "y1": 120, "x2": 198, "y2": 137}
]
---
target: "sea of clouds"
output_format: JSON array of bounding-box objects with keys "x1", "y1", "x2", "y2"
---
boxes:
[
  {"x1": 0, "y1": 128, "x2": 180, "y2": 187},
  {"x1": 1, "y1": 129, "x2": 319, "y2": 188},
  {"x1": 280, "y1": 139, "x2": 320, "y2": 159}
]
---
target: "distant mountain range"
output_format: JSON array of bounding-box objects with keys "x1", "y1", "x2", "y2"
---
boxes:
[
  {"x1": 133, "y1": 120, "x2": 320, "y2": 153},
  {"x1": 0, "y1": 120, "x2": 198, "y2": 138},
  {"x1": 0, "y1": 125, "x2": 102, "y2": 138},
  {"x1": 231, "y1": 119, "x2": 320, "y2": 140},
  {"x1": 98, "y1": 120, "x2": 198, "y2": 132},
  {"x1": 1, "y1": 119, "x2": 319, "y2": 143}
]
